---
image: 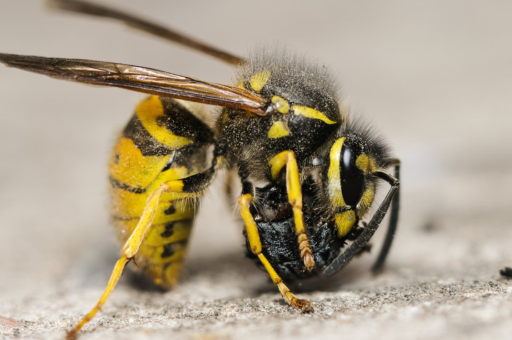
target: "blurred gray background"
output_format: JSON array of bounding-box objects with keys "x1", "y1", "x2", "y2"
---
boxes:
[{"x1": 0, "y1": 1, "x2": 511, "y2": 339}]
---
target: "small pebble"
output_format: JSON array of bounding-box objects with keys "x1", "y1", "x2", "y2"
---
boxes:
[{"x1": 500, "y1": 267, "x2": 512, "y2": 278}]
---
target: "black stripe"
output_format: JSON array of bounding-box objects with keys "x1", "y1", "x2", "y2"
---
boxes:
[
  {"x1": 123, "y1": 114, "x2": 174, "y2": 157},
  {"x1": 159, "y1": 98, "x2": 215, "y2": 144},
  {"x1": 160, "y1": 219, "x2": 193, "y2": 238},
  {"x1": 109, "y1": 176, "x2": 146, "y2": 193},
  {"x1": 161, "y1": 241, "x2": 186, "y2": 259}
]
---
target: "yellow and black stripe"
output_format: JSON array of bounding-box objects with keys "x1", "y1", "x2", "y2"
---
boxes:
[{"x1": 109, "y1": 96, "x2": 214, "y2": 288}]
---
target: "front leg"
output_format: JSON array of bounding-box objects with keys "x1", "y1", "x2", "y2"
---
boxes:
[
  {"x1": 238, "y1": 193, "x2": 313, "y2": 312},
  {"x1": 268, "y1": 150, "x2": 315, "y2": 270}
]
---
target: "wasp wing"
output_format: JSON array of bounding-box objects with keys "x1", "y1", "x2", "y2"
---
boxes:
[
  {"x1": 0, "y1": 53, "x2": 267, "y2": 115},
  {"x1": 48, "y1": 0, "x2": 244, "y2": 65}
]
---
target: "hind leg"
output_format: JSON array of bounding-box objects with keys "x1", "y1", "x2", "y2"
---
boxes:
[{"x1": 66, "y1": 168, "x2": 215, "y2": 339}]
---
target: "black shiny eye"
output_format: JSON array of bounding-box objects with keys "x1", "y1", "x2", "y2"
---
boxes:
[{"x1": 340, "y1": 139, "x2": 365, "y2": 207}]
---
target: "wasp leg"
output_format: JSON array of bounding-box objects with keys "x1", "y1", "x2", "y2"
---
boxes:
[
  {"x1": 268, "y1": 151, "x2": 315, "y2": 271},
  {"x1": 66, "y1": 169, "x2": 215, "y2": 339},
  {"x1": 238, "y1": 193, "x2": 313, "y2": 312},
  {"x1": 323, "y1": 171, "x2": 400, "y2": 276},
  {"x1": 372, "y1": 159, "x2": 401, "y2": 273}
]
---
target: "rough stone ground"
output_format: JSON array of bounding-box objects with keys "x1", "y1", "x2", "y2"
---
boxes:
[{"x1": 1, "y1": 1, "x2": 511, "y2": 340}]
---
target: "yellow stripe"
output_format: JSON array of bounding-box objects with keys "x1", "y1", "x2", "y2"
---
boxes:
[
  {"x1": 268, "y1": 151, "x2": 288, "y2": 180},
  {"x1": 292, "y1": 105, "x2": 337, "y2": 125},
  {"x1": 268, "y1": 121, "x2": 290, "y2": 138},
  {"x1": 358, "y1": 183, "x2": 376, "y2": 218},
  {"x1": 118, "y1": 219, "x2": 192, "y2": 248},
  {"x1": 109, "y1": 137, "x2": 171, "y2": 189},
  {"x1": 238, "y1": 194, "x2": 262, "y2": 254},
  {"x1": 136, "y1": 96, "x2": 193, "y2": 149},
  {"x1": 335, "y1": 210, "x2": 356, "y2": 237},
  {"x1": 327, "y1": 138, "x2": 346, "y2": 207},
  {"x1": 111, "y1": 166, "x2": 192, "y2": 220},
  {"x1": 355, "y1": 154, "x2": 369, "y2": 172},
  {"x1": 257, "y1": 254, "x2": 282, "y2": 285},
  {"x1": 250, "y1": 71, "x2": 270, "y2": 92}
]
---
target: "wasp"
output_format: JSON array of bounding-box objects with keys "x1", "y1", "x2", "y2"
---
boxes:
[{"x1": 0, "y1": 1, "x2": 400, "y2": 338}]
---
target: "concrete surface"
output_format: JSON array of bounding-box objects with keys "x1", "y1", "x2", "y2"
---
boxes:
[{"x1": 1, "y1": 1, "x2": 512, "y2": 339}]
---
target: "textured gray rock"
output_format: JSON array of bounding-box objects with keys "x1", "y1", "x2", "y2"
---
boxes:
[{"x1": 1, "y1": 1, "x2": 511, "y2": 340}]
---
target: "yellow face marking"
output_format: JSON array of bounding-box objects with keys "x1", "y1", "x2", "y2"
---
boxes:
[
  {"x1": 356, "y1": 153, "x2": 376, "y2": 175},
  {"x1": 237, "y1": 80, "x2": 245, "y2": 89},
  {"x1": 327, "y1": 138, "x2": 346, "y2": 207},
  {"x1": 356, "y1": 154, "x2": 369, "y2": 172},
  {"x1": 136, "y1": 96, "x2": 193, "y2": 148},
  {"x1": 335, "y1": 210, "x2": 356, "y2": 237},
  {"x1": 268, "y1": 121, "x2": 290, "y2": 138},
  {"x1": 109, "y1": 137, "x2": 171, "y2": 189},
  {"x1": 272, "y1": 96, "x2": 290, "y2": 114},
  {"x1": 250, "y1": 71, "x2": 270, "y2": 92},
  {"x1": 358, "y1": 183, "x2": 376, "y2": 218},
  {"x1": 292, "y1": 105, "x2": 337, "y2": 125}
]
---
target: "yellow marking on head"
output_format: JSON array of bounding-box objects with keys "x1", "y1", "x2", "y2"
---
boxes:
[
  {"x1": 109, "y1": 137, "x2": 171, "y2": 189},
  {"x1": 356, "y1": 153, "x2": 377, "y2": 175},
  {"x1": 250, "y1": 71, "x2": 270, "y2": 92},
  {"x1": 335, "y1": 210, "x2": 356, "y2": 237},
  {"x1": 358, "y1": 183, "x2": 376, "y2": 218},
  {"x1": 268, "y1": 121, "x2": 290, "y2": 138},
  {"x1": 356, "y1": 153, "x2": 369, "y2": 172},
  {"x1": 237, "y1": 80, "x2": 245, "y2": 89},
  {"x1": 327, "y1": 138, "x2": 346, "y2": 207},
  {"x1": 369, "y1": 157, "x2": 376, "y2": 173},
  {"x1": 292, "y1": 105, "x2": 337, "y2": 125},
  {"x1": 272, "y1": 96, "x2": 290, "y2": 114},
  {"x1": 136, "y1": 96, "x2": 193, "y2": 148}
]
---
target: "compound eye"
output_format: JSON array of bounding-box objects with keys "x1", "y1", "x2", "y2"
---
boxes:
[{"x1": 340, "y1": 142, "x2": 366, "y2": 207}]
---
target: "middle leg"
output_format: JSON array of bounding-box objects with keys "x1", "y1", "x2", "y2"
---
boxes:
[{"x1": 238, "y1": 193, "x2": 313, "y2": 312}]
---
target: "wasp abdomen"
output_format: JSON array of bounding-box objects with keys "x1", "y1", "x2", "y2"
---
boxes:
[{"x1": 110, "y1": 96, "x2": 214, "y2": 288}]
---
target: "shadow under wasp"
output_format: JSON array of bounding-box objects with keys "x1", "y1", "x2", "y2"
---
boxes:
[{"x1": 0, "y1": 0, "x2": 400, "y2": 338}]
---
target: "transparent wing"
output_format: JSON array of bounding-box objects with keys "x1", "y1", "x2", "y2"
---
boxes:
[
  {"x1": 47, "y1": 0, "x2": 244, "y2": 65},
  {"x1": 0, "y1": 53, "x2": 268, "y2": 115}
]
